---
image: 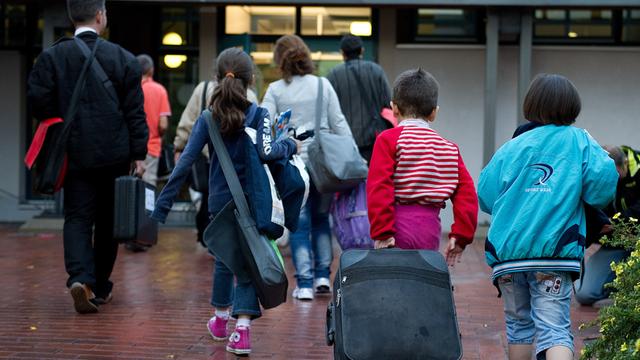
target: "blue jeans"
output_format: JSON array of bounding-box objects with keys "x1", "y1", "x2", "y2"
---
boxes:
[
  {"x1": 289, "y1": 188, "x2": 333, "y2": 288},
  {"x1": 211, "y1": 260, "x2": 261, "y2": 319},
  {"x1": 574, "y1": 247, "x2": 630, "y2": 305},
  {"x1": 498, "y1": 271, "x2": 574, "y2": 359}
]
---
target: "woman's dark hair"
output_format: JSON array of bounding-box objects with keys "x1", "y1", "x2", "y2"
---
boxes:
[
  {"x1": 273, "y1": 35, "x2": 314, "y2": 83},
  {"x1": 523, "y1": 74, "x2": 581, "y2": 125},
  {"x1": 210, "y1": 47, "x2": 254, "y2": 135},
  {"x1": 392, "y1": 68, "x2": 439, "y2": 119}
]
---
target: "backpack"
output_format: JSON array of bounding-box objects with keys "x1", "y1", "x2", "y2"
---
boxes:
[{"x1": 331, "y1": 182, "x2": 373, "y2": 250}]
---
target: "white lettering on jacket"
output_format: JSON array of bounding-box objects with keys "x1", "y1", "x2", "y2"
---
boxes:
[{"x1": 262, "y1": 117, "x2": 272, "y2": 155}]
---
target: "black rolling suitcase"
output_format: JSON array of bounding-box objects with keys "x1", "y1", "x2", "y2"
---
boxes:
[
  {"x1": 113, "y1": 176, "x2": 158, "y2": 247},
  {"x1": 326, "y1": 249, "x2": 462, "y2": 360}
]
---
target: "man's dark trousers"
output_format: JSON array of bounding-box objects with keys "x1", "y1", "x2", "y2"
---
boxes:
[{"x1": 63, "y1": 163, "x2": 129, "y2": 299}]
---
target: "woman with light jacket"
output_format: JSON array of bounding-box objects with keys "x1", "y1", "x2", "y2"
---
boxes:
[{"x1": 261, "y1": 34, "x2": 354, "y2": 301}]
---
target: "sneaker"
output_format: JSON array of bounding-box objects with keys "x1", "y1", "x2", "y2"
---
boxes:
[
  {"x1": 314, "y1": 277, "x2": 331, "y2": 294},
  {"x1": 292, "y1": 287, "x2": 314, "y2": 300},
  {"x1": 93, "y1": 292, "x2": 113, "y2": 305},
  {"x1": 207, "y1": 316, "x2": 229, "y2": 341},
  {"x1": 593, "y1": 298, "x2": 614, "y2": 308},
  {"x1": 226, "y1": 326, "x2": 251, "y2": 355},
  {"x1": 69, "y1": 282, "x2": 99, "y2": 314}
]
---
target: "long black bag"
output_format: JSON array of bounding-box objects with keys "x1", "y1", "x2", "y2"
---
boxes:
[
  {"x1": 27, "y1": 38, "x2": 99, "y2": 195},
  {"x1": 113, "y1": 175, "x2": 158, "y2": 247},
  {"x1": 203, "y1": 111, "x2": 288, "y2": 310},
  {"x1": 327, "y1": 249, "x2": 463, "y2": 360},
  {"x1": 306, "y1": 77, "x2": 368, "y2": 194}
]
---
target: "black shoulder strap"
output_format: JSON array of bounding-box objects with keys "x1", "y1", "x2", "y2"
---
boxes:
[
  {"x1": 200, "y1": 81, "x2": 209, "y2": 113},
  {"x1": 74, "y1": 37, "x2": 119, "y2": 107},
  {"x1": 348, "y1": 64, "x2": 379, "y2": 121},
  {"x1": 61, "y1": 39, "x2": 99, "y2": 136},
  {"x1": 204, "y1": 110, "x2": 254, "y2": 223}
]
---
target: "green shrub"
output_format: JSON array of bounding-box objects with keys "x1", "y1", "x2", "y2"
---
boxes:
[{"x1": 580, "y1": 215, "x2": 640, "y2": 360}]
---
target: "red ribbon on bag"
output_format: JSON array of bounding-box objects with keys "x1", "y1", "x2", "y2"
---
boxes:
[{"x1": 24, "y1": 118, "x2": 63, "y2": 169}]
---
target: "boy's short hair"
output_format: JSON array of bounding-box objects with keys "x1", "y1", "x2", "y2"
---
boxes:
[
  {"x1": 523, "y1": 74, "x2": 581, "y2": 125},
  {"x1": 340, "y1": 35, "x2": 363, "y2": 60},
  {"x1": 604, "y1": 145, "x2": 627, "y2": 167},
  {"x1": 67, "y1": 0, "x2": 105, "y2": 24},
  {"x1": 392, "y1": 68, "x2": 439, "y2": 119},
  {"x1": 136, "y1": 54, "x2": 154, "y2": 76}
]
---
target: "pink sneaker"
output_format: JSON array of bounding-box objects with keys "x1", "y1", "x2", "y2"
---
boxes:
[
  {"x1": 207, "y1": 316, "x2": 229, "y2": 341},
  {"x1": 226, "y1": 326, "x2": 251, "y2": 355}
]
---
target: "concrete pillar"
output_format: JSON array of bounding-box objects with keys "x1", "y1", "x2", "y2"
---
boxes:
[
  {"x1": 199, "y1": 6, "x2": 218, "y2": 82},
  {"x1": 483, "y1": 10, "x2": 499, "y2": 166},
  {"x1": 518, "y1": 11, "x2": 533, "y2": 125}
]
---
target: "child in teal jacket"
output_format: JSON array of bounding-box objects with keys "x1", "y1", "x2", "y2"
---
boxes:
[{"x1": 478, "y1": 74, "x2": 617, "y2": 360}]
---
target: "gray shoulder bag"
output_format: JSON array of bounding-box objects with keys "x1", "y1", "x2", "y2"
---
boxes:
[{"x1": 305, "y1": 77, "x2": 369, "y2": 193}]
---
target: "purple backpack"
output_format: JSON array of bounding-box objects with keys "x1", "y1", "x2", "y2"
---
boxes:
[{"x1": 331, "y1": 182, "x2": 373, "y2": 250}]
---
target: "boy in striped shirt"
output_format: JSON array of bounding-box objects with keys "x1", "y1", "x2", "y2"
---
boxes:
[{"x1": 366, "y1": 69, "x2": 478, "y2": 265}]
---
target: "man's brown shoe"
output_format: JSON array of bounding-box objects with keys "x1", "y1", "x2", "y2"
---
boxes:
[{"x1": 70, "y1": 282, "x2": 99, "y2": 314}]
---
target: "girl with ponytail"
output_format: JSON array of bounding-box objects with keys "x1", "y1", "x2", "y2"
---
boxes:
[{"x1": 151, "y1": 47, "x2": 300, "y2": 355}]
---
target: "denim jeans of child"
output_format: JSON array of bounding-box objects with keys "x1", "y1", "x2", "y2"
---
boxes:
[
  {"x1": 289, "y1": 188, "x2": 333, "y2": 289},
  {"x1": 211, "y1": 260, "x2": 261, "y2": 319},
  {"x1": 574, "y1": 246, "x2": 630, "y2": 305},
  {"x1": 498, "y1": 271, "x2": 574, "y2": 359}
]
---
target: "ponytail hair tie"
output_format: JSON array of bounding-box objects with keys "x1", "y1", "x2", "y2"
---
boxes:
[{"x1": 225, "y1": 72, "x2": 235, "y2": 79}]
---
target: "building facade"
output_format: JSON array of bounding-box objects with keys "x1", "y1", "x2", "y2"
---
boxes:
[{"x1": 1, "y1": 1, "x2": 639, "y2": 227}]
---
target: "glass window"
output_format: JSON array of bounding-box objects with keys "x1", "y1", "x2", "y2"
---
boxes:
[
  {"x1": 2, "y1": 4, "x2": 27, "y2": 47},
  {"x1": 534, "y1": 9, "x2": 613, "y2": 41},
  {"x1": 622, "y1": 9, "x2": 640, "y2": 43},
  {"x1": 300, "y1": 7, "x2": 372, "y2": 36},
  {"x1": 161, "y1": 7, "x2": 199, "y2": 47},
  {"x1": 416, "y1": 9, "x2": 478, "y2": 38},
  {"x1": 225, "y1": 6, "x2": 296, "y2": 35}
]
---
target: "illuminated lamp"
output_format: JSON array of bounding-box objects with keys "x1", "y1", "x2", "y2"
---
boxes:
[
  {"x1": 164, "y1": 55, "x2": 187, "y2": 69},
  {"x1": 568, "y1": 31, "x2": 578, "y2": 38},
  {"x1": 350, "y1": 21, "x2": 372, "y2": 37},
  {"x1": 162, "y1": 32, "x2": 183, "y2": 46}
]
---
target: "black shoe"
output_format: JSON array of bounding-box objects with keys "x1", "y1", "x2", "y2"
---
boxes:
[
  {"x1": 93, "y1": 292, "x2": 113, "y2": 305},
  {"x1": 125, "y1": 242, "x2": 148, "y2": 252},
  {"x1": 69, "y1": 282, "x2": 99, "y2": 314}
]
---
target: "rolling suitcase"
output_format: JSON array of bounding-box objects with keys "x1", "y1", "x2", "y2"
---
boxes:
[
  {"x1": 326, "y1": 249, "x2": 462, "y2": 360},
  {"x1": 113, "y1": 176, "x2": 158, "y2": 247}
]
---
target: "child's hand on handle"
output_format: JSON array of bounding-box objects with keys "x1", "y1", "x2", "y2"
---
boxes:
[
  {"x1": 444, "y1": 237, "x2": 464, "y2": 267},
  {"x1": 374, "y1": 237, "x2": 395, "y2": 249}
]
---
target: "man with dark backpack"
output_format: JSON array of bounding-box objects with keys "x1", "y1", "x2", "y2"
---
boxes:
[
  {"x1": 327, "y1": 35, "x2": 392, "y2": 162},
  {"x1": 27, "y1": 0, "x2": 147, "y2": 314}
]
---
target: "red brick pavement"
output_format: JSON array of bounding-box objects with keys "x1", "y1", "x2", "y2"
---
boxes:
[{"x1": 0, "y1": 223, "x2": 599, "y2": 359}]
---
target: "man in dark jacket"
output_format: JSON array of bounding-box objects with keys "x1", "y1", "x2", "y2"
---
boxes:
[
  {"x1": 27, "y1": 0, "x2": 148, "y2": 314},
  {"x1": 327, "y1": 35, "x2": 392, "y2": 162},
  {"x1": 575, "y1": 145, "x2": 639, "y2": 307}
]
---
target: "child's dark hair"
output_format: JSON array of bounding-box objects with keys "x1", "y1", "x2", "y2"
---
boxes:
[
  {"x1": 273, "y1": 35, "x2": 315, "y2": 83},
  {"x1": 523, "y1": 74, "x2": 581, "y2": 125},
  {"x1": 210, "y1": 47, "x2": 253, "y2": 135},
  {"x1": 392, "y1": 68, "x2": 439, "y2": 119}
]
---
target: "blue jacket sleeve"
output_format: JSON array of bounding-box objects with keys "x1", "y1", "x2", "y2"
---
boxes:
[
  {"x1": 581, "y1": 131, "x2": 618, "y2": 209},
  {"x1": 151, "y1": 114, "x2": 208, "y2": 223},
  {"x1": 478, "y1": 154, "x2": 505, "y2": 215},
  {"x1": 253, "y1": 108, "x2": 297, "y2": 161}
]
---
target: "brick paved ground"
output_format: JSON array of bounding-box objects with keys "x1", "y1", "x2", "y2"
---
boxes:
[{"x1": 0, "y1": 223, "x2": 599, "y2": 359}]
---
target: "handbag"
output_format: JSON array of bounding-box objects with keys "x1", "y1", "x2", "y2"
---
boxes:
[
  {"x1": 306, "y1": 77, "x2": 368, "y2": 193},
  {"x1": 190, "y1": 81, "x2": 211, "y2": 192},
  {"x1": 203, "y1": 110, "x2": 288, "y2": 309},
  {"x1": 331, "y1": 181, "x2": 373, "y2": 250},
  {"x1": 25, "y1": 38, "x2": 100, "y2": 195}
]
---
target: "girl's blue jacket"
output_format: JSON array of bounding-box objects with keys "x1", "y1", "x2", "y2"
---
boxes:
[
  {"x1": 151, "y1": 103, "x2": 297, "y2": 224},
  {"x1": 478, "y1": 125, "x2": 618, "y2": 281}
]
